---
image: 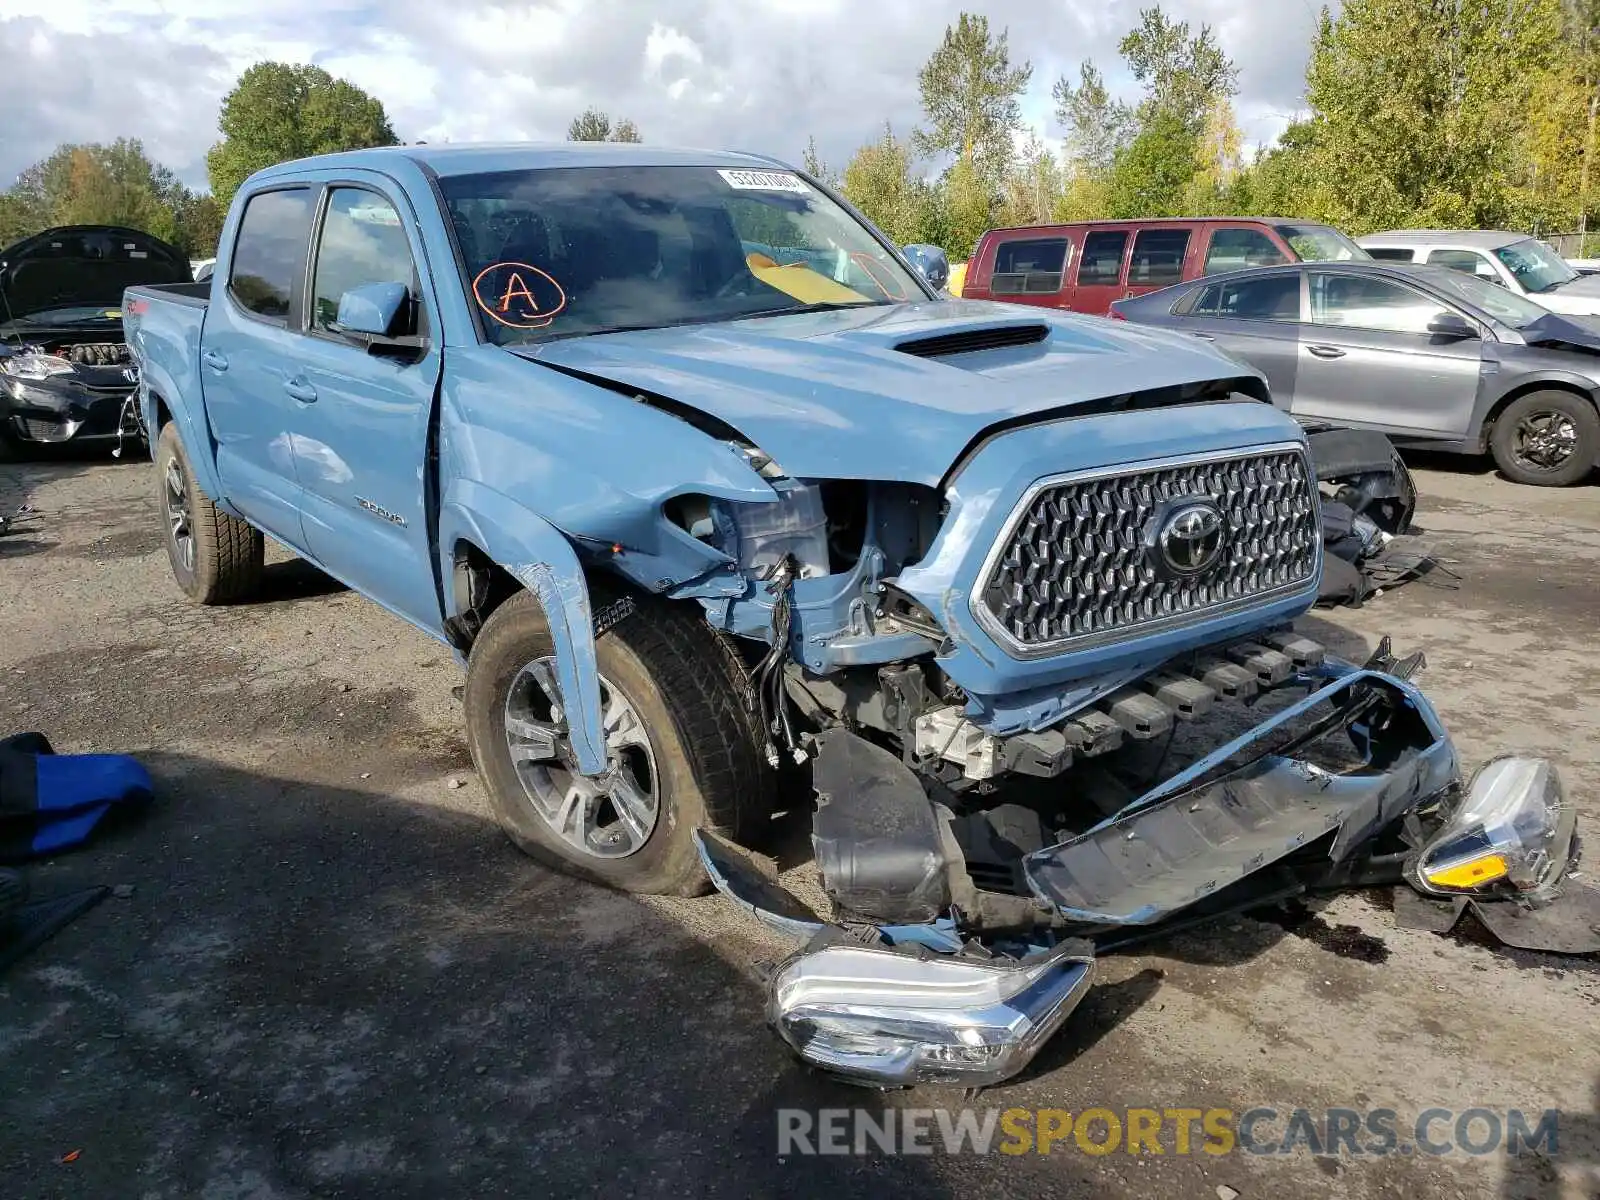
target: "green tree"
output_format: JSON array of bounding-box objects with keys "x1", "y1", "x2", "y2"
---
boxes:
[
  {"x1": 172, "y1": 192, "x2": 226, "y2": 259},
  {"x1": 801, "y1": 135, "x2": 837, "y2": 186},
  {"x1": 567, "y1": 110, "x2": 642, "y2": 142},
  {"x1": 1279, "y1": 0, "x2": 1565, "y2": 232},
  {"x1": 1119, "y1": 6, "x2": 1238, "y2": 135},
  {"x1": 1053, "y1": 63, "x2": 1134, "y2": 174},
  {"x1": 1105, "y1": 109, "x2": 1202, "y2": 217},
  {"x1": 841, "y1": 124, "x2": 921, "y2": 243},
  {"x1": 998, "y1": 133, "x2": 1063, "y2": 227},
  {"x1": 8, "y1": 140, "x2": 181, "y2": 241},
  {"x1": 913, "y1": 12, "x2": 1032, "y2": 182},
  {"x1": 206, "y1": 63, "x2": 397, "y2": 207}
]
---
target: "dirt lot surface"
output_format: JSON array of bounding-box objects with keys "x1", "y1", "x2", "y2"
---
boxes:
[{"x1": 1, "y1": 450, "x2": 1597, "y2": 1200}]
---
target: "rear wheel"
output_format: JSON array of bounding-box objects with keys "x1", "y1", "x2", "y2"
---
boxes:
[
  {"x1": 1489, "y1": 391, "x2": 1599, "y2": 487},
  {"x1": 156, "y1": 422, "x2": 264, "y2": 604},
  {"x1": 464, "y1": 588, "x2": 772, "y2": 895}
]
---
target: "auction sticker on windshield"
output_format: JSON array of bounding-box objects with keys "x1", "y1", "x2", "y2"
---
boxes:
[{"x1": 718, "y1": 169, "x2": 810, "y2": 194}]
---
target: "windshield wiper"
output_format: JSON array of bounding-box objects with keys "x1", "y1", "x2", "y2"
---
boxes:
[{"x1": 737, "y1": 300, "x2": 888, "y2": 320}]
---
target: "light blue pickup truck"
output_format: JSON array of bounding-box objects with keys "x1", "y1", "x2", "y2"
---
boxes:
[{"x1": 125, "y1": 143, "x2": 1584, "y2": 1088}]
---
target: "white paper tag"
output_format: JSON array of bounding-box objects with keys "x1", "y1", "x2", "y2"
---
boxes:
[{"x1": 717, "y1": 169, "x2": 810, "y2": 194}]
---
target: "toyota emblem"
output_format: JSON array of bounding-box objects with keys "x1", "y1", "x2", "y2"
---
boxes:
[{"x1": 1158, "y1": 501, "x2": 1226, "y2": 575}]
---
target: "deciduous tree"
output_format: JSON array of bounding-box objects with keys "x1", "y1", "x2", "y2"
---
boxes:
[{"x1": 913, "y1": 12, "x2": 1032, "y2": 183}]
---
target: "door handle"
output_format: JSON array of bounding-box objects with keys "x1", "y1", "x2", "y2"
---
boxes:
[
  {"x1": 1307, "y1": 345, "x2": 1346, "y2": 359},
  {"x1": 1191, "y1": 332, "x2": 1216, "y2": 340},
  {"x1": 202, "y1": 350, "x2": 228, "y2": 372},
  {"x1": 283, "y1": 378, "x2": 318, "y2": 404}
]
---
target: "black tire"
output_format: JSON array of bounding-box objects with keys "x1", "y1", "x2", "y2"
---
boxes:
[
  {"x1": 1489, "y1": 391, "x2": 1599, "y2": 487},
  {"x1": 464, "y1": 587, "x2": 773, "y2": 896},
  {"x1": 155, "y1": 421, "x2": 264, "y2": 604}
]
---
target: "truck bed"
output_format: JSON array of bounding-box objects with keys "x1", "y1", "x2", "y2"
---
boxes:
[{"x1": 128, "y1": 281, "x2": 210, "y2": 307}]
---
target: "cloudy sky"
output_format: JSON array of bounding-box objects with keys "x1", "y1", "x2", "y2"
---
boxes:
[{"x1": 0, "y1": 0, "x2": 1330, "y2": 192}]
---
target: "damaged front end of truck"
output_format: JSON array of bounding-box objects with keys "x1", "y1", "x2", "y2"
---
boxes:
[
  {"x1": 629, "y1": 368, "x2": 1589, "y2": 1092},
  {"x1": 504, "y1": 302, "x2": 1587, "y2": 1091}
]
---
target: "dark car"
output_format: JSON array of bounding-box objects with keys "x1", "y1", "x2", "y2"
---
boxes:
[
  {"x1": 0, "y1": 225, "x2": 193, "y2": 453},
  {"x1": 961, "y1": 218, "x2": 1368, "y2": 316},
  {"x1": 1110, "y1": 261, "x2": 1600, "y2": 486}
]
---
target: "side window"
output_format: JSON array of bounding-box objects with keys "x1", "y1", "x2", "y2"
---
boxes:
[
  {"x1": 1203, "y1": 228, "x2": 1289, "y2": 274},
  {"x1": 1076, "y1": 231, "x2": 1128, "y2": 285},
  {"x1": 1191, "y1": 275, "x2": 1301, "y2": 321},
  {"x1": 1308, "y1": 273, "x2": 1446, "y2": 335},
  {"x1": 1426, "y1": 248, "x2": 1499, "y2": 282},
  {"x1": 1364, "y1": 247, "x2": 1416, "y2": 262},
  {"x1": 229, "y1": 188, "x2": 315, "y2": 322},
  {"x1": 1129, "y1": 229, "x2": 1192, "y2": 285},
  {"x1": 311, "y1": 188, "x2": 418, "y2": 334},
  {"x1": 991, "y1": 237, "x2": 1070, "y2": 294}
]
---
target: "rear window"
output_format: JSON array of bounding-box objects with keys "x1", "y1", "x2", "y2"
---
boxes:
[
  {"x1": 1077, "y1": 231, "x2": 1128, "y2": 285},
  {"x1": 229, "y1": 188, "x2": 315, "y2": 322},
  {"x1": 991, "y1": 237, "x2": 1069, "y2": 294},
  {"x1": 1364, "y1": 247, "x2": 1416, "y2": 262},
  {"x1": 1129, "y1": 229, "x2": 1191, "y2": 285},
  {"x1": 1191, "y1": 275, "x2": 1301, "y2": 320}
]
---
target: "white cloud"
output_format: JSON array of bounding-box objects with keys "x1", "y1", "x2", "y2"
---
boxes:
[{"x1": 0, "y1": 0, "x2": 1331, "y2": 191}]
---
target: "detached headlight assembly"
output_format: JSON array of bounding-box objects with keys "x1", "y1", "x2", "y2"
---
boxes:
[
  {"x1": 0, "y1": 353, "x2": 75, "y2": 381},
  {"x1": 1411, "y1": 756, "x2": 1576, "y2": 900},
  {"x1": 767, "y1": 939, "x2": 1095, "y2": 1088}
]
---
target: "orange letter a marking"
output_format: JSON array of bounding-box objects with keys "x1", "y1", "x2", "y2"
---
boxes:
[{"x1": 499, "y1": 272, "x2": 537, "y2": 315}]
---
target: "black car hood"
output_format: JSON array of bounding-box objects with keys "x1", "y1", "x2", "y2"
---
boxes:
[{"x1": 0, "y1": 225, "x2": 190, "y2": 323}]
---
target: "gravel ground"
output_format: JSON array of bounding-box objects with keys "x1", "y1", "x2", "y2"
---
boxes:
[{"x1": 0, "y1": 448, "x2": 1596, "y2": 1200}]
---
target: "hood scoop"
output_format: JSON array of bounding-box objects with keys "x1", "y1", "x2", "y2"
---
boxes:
[{"x1": 895, "y1": 323, "x2": 1049, "y2": 359}]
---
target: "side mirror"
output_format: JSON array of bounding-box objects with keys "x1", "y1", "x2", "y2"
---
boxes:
[
  {"x1": 1426, "y1": 311, "x2": 1478, "y2": 340},
  {"x1": 336, "y1": 281, "x2": 411, "y2": 338},
  {"x1": 901, "y1": 243, "x2": 950, "y2": 293}
]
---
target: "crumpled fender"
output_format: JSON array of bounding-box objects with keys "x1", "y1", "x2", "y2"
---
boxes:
[{"x1": 438, "y1": 479, "x2": 607, "y2": 775}]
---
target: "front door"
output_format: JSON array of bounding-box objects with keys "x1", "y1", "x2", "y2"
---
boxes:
[
  {"x1": 200, "y1": 185, "x2": 319, "y2": 543},
  {"x1": 288, "y1": 180, "x2": 445, "y2": 630},
  {"x1": 1292, "y1": 271, "x2": 1484, "y2": 439}
]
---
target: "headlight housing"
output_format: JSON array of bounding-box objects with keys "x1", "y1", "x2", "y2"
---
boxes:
[
  {"x1": 767, "y1": 938, "x2": 1094, "y2": 1088},
  {"x1": 0, "y1": 353, "x2": 75, "y2": 380},
  {"x1": 1411, "y1": 756, "x2": 1576, "y2": 900}
]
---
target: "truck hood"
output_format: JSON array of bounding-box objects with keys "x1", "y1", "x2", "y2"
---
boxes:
[{"x1": 521, "y1": 301, "x2": 1262, "y2": 486}]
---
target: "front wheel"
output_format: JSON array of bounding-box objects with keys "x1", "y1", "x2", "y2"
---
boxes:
[
  {"x1": 1489, "y1": 391, "x2": 1599, "y2": 487},
  {"x1": 463, "y1": 589, "x2": 773, "y2": 895}
]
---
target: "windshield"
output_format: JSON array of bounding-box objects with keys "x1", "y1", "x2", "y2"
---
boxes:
[
  {"x1": 1274, "y1": 224, "x2": 1369, "y2": 263},
  {"x1": 1419, "y1": 268, "x2": 1551, "y2": 329},
  {"x1": 1494, "y1": 238, "x2": 1577, "y2": 294},
  {"x1": 437, "y1": 166, "x2": 925, "y2": 345}
]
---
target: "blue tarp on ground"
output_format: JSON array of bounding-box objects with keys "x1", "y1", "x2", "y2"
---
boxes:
[{"x1": 0, "y1": 733, "x2": 151, "y2": 862}]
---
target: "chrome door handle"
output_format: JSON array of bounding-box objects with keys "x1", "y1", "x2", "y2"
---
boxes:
[
  {"x1": 283, "y1": 378, "x2": 318, "y2": 403},
  {"x1": 202, "y1": 350, "x2": 228, "y2": 372},
  {"x1": 1308, "y1": 345, "x2": 1346, "y2": 359}
]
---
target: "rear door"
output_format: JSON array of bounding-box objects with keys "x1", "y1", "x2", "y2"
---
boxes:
[
  {"x1": 287, "y1": 177, "x2": 446, "y2": 630},
  {"x1": 1124, "y1": 227, "x2": 1194, "y2": 304},
  {"x1": 1066, "y1": 229, "x2": 1130, "y2": 315},
  {"x1": 985, "y1": 235, "x2": 1072, "y2": 309},
  {"x1": 200, "y1": 185, "x2": 318, "y2": 543},
  {"x1": 1180, "y1": 272, "x2": 1305, "y2": 408},
  {"x1": 1292, "y1": 272, "x2": 1484, "y2": 438}
]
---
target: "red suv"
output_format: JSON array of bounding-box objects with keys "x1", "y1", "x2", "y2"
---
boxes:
[{"x1": 962, "y1": 218, "x2": 1369, "y2": 316}]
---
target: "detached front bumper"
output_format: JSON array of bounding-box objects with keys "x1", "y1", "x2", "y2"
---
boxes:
[{"x1": 697, "y1": 642, "x2": 1587, "y2": 1090}]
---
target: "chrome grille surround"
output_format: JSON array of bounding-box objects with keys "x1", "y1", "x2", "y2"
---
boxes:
[{"x1": 973, "y1": 443, "x2": 1321, "y2": 659}]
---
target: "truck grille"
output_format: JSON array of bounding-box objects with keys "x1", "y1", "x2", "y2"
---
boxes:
[{"x1": 978, "y1": 447, "x2": 1319, "y2": 654}]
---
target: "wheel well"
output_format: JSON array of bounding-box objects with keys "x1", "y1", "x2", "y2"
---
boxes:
[
  {"x1": 1479, "y1": 382, "x2": 1597, "y2": 452},
  {"x1": 446, "y1": 540, "x2": 522, "y2": 650}
]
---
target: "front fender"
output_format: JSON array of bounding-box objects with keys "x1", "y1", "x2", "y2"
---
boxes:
[{"x1": 439, "y1": 479, "x2": 606, "y2": 776}]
